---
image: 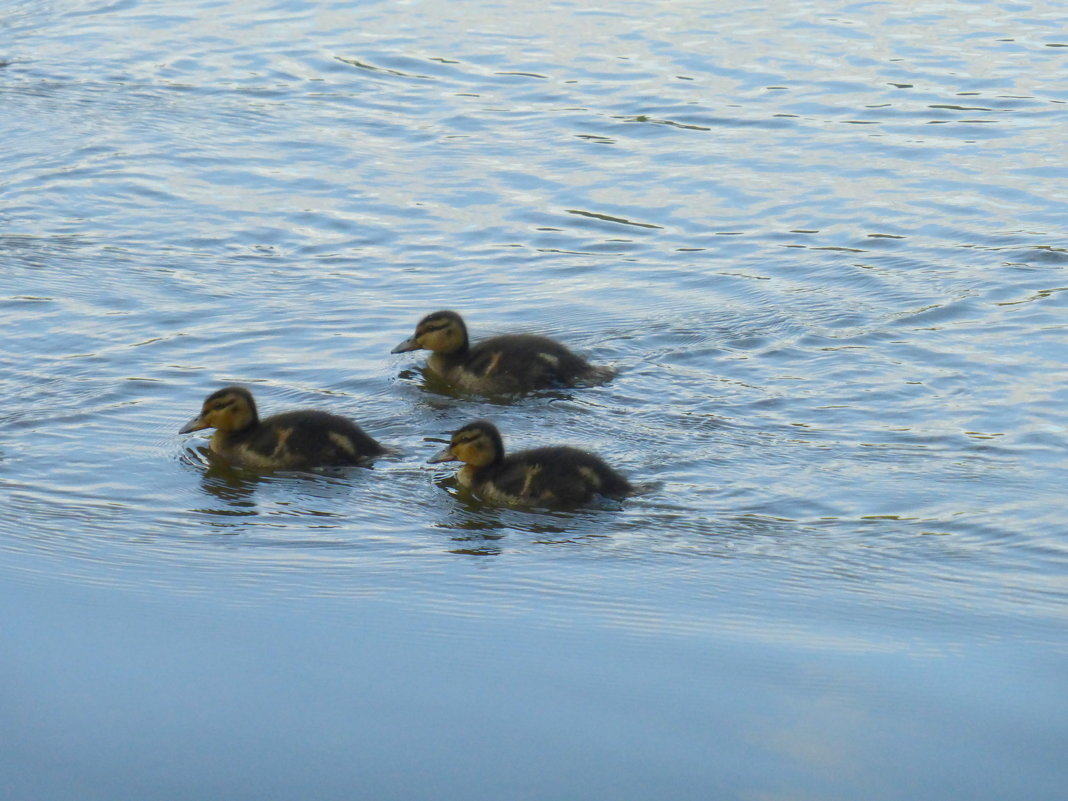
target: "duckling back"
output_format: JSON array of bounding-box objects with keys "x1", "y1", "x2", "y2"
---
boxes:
[
  {"x1": 475, "y1": 445, "x2": 632, "y2": 506},
  {"x1": 454, "y1": 334, "x2": 614, "y2": 394},
  {"x1": 221, "y1": 410, "x2": 385, "y2": 469}
]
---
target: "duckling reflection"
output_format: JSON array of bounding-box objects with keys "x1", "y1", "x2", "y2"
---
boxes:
[
  {"x1": 428, "y1": 419, "x2": 632, "y2": 508},
  {"x1": 180, "y1": 386, "x2": 386, "y2": 469},
  {"x1": 392, "y1": 310, "x2": 614, "y2": 395},
  {"x1": 187, "y1": 448, "x2": 262, "y2": 507}
]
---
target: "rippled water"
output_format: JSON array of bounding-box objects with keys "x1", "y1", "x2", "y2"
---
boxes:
[{"x1": 3, "y1": 1, "x2": 1067, "y2": 798}]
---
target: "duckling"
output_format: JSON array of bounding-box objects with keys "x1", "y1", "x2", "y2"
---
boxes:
[
  {"x1": 391, "y1": 310, "x2": 614, "y2": 394},
  {"x1": 179, "y1": 386, "x2": 386, "y2": 469},
  {"x1": 428, "y1": 419, "x2": 631, "y2": 507}
]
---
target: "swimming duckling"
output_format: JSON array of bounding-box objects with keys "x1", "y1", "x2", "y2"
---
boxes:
[
  {"x1": 179, "y1": 386, "x2": 386, "y2": 469},
  {"x1": 428, "y1": 419, "x2": 631, "y2": 507},
  {"x1": 391, "y1": 310, "x2": 614, "y2": 394}
]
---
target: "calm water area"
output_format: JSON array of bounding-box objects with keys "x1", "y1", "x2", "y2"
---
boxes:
[{"x1": 2, "y1": 0, "x2": 1067, "y2": 798}]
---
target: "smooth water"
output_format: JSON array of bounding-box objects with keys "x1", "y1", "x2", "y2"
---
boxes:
[{"x1": 2, "y1": 1, "x2": 1067, "y2": 798}]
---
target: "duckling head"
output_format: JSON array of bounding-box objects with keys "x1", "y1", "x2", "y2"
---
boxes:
[
  {"x1": 391, "y1": 310, "x2": 468, "y2": 355},
  {"x1": 180, "y1": 386, "x2": 258, "y2": 434},
  {"x1": 428, "y1": 419, "x2": 504, "y2": 466}
]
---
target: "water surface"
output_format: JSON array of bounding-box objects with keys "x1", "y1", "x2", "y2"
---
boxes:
[{"x1": 2, "y1": 1, "x2": 1066, "y2": 799}]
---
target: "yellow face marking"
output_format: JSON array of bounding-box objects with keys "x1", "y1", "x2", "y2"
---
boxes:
[
  {"x1": 449, "y1": 430, "x2": 496, "y2": 467},
  {"x1": 417, "y1": 318, "x2": 465, "y2": 354},
  {"x1": 196, "y1": 392, "x2": 254, "y2": 432}
]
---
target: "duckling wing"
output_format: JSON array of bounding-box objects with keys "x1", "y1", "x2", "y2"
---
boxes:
[
  {"x1": 481, "y1": 456, "x2": 550, "y2": 503},
  {"x1": 467, "y1": 335, "x2": 592, "y2": 390},
  {"x1": 256, "y1": 411, "x2": 384, "y2": 467},
  {"x1": 489, "y1": 447, "x2": 630, "y2": 506},
  {"x1": 546, "y1": 448, "x2": 631, "y2": 504}
]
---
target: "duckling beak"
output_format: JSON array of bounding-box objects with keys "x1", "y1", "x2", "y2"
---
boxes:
[
  {"x1": 427, "y1": 445, "x2": 457, "y2": 464},
  {"x1": 179, "y1": 415, "x2": 208, "y2": 434},
  {"x1": 391, "y1": 335, "x2": 422, "y2": 354}
]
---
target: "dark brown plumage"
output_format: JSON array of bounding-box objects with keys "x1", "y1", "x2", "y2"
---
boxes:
[
  {"x1": 391, "y1": 310, "x2": 614, "y2": 395},
  {"x1": 179, "y1": 386, "x2": 385, "y2": 469},
  {"x1": 428, "y1": 419, "x2": 631, "y2": 507}
]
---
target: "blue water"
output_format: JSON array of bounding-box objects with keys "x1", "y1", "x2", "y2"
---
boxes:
[{"x1": 2, "y1": 1, "x2": 1066, "y2": 798}]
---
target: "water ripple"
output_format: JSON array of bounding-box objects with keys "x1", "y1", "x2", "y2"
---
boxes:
[{"x1": 0, "y1": 0, "x2": 1065, "y2": 623}]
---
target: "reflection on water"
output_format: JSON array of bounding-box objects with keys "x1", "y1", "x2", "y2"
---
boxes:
[
  {"x1": 184, "y1": 445, "x2": 396, "y2": 544},
  {"x1": 1, "y1": 0, "x2": 1067, "y2": 798},
  {"x1": 194, "y1": 456, "x2": 265, "y2": 518}
]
